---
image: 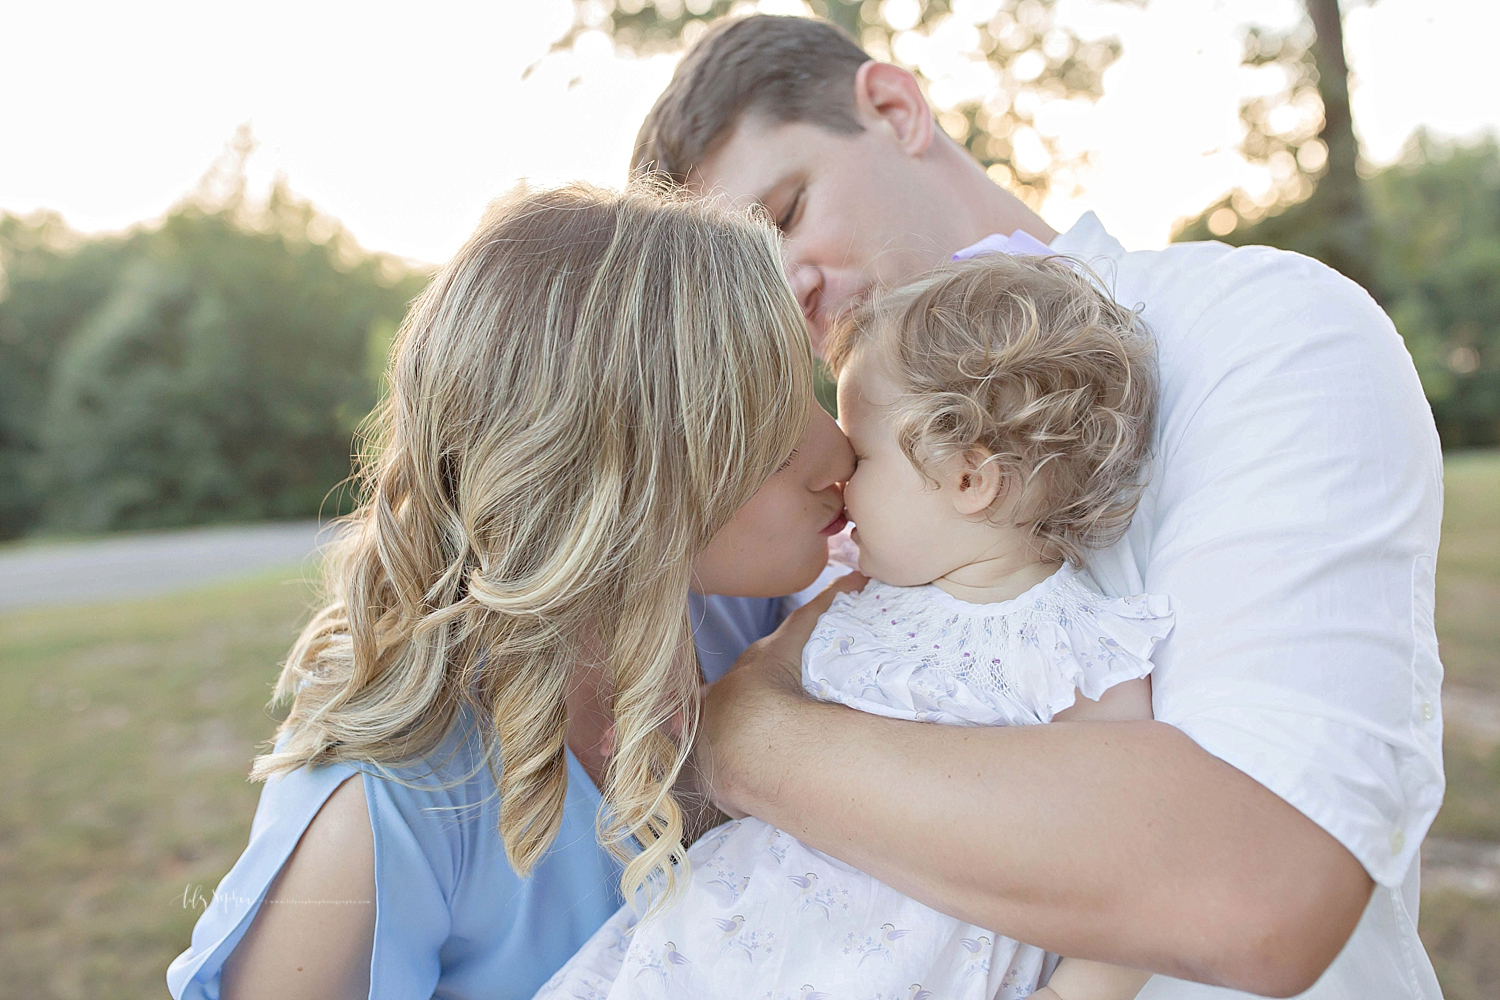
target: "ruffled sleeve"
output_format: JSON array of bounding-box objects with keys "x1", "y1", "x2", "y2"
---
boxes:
[
  {"x1": 1027, "y1": 584, "x2": 1174, "y2": 720},
  {"x1": 802, "y1": 567, "x2": 1174, "y2": 727}
]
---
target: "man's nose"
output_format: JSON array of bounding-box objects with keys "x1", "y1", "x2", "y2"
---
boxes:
[{"x1": 787, "y1": 263, "x2": 822, "y2": 325}]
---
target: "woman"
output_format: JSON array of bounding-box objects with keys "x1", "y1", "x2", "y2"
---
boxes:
[{"x1": 167, "y1": 182, "x2": 856, "y2": 1000}]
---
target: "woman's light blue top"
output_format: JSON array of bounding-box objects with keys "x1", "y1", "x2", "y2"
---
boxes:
[{"x1": 167, "y1": 593, "x2": 786, "y2": 1000}]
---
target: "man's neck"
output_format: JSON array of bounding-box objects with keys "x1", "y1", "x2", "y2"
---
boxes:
[
  {"x1": 972, "y1": 183, "x2": 1057, "y2": 248},
  {"x1": 939, "y1": 142, "x2": 1059, "y2": 248}
]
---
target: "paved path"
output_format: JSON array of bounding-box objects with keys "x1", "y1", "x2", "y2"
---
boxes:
[{"x1": 0, "y1": 521, "x2": 332, "y2": 611}]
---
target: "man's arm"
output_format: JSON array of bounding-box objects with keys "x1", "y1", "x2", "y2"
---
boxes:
[{"x1": 698, "y1": 585, "x2": 1372, "y2": 998}]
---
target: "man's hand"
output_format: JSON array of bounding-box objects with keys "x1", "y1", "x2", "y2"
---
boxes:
[
  {"x1": 691, "y1": 570, "x2": 1372, "y2": 996},
  {"x1": 696, "y1": 572, "x2": 867, "y2": 817}
]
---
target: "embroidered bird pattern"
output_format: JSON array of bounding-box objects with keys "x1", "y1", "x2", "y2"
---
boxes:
[
  {"x1": 706, "y1": 868, "x2": 751, "y2": 906},
  {"x1": 787, "y1": 871, "x2": 820, "y2": 897},
  {"x1": 960, "y1": 934, "x2": 994, "y2": 979}
]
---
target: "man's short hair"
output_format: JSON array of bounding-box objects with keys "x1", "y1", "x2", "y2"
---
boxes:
[{"x1": 631, "y1": 15, "x2": 871, "y2": 183}]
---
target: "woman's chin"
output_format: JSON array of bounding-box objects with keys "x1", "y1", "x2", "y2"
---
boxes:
[
  {"x1": 697, "y1": 547, "x2": 829, "y2": 599},
  {"x1": 782, "y1": 553, "x2": 833, "y2": 595}
]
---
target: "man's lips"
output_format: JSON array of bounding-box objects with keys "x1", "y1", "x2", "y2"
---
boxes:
[{"x1": 819, "y1": 509, "x2": 849, "y2": 536}]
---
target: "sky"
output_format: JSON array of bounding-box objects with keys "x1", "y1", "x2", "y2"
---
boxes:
[{"x1": 2, "y1": 0, "x2": 1498, "y2": 263}]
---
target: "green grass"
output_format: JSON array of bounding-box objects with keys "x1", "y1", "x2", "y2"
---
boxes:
[
  {"x1": 1435, "y1": 738, "x2": 1500, "y2": 841},
  {"x1": 0, "y1": 453, "x2": 1496, "y2": 998},
  {"x1": 1420, "y1": 891, "x2": 1500, "y2": 1000},
  {"x1": 1437, "y1": 450, "x2": 1500, "y2": 695},
  {"x1": 0, "y1": 570, "x2": 310, "y2": 999},
  {"x1": 1432, "y1": 451, "x2": 1500, "y2": 852}
]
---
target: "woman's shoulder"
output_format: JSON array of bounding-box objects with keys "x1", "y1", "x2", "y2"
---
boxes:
[
  {"x1": 167, "y1": 757, "x2": 370, "y2": 998},
  {"x1": 168, "y1": 721, "x2": 623, "y2": 1000},
  {"x1": 214, "y1": 771, "x2": 377, "y2": 1000}
]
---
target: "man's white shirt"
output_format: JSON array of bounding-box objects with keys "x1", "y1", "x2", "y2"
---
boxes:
[
  {"x1": 709, "y1": 214, "x2": 1444, "y2": 996},
  {"x1": 1043, "y1": 214, "x2": 1445, "y2": 998}
]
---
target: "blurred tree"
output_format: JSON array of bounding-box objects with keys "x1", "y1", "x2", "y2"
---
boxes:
[
  {"x1": 0, "y1": 215, "x2": 132, "y2": 536},
  {"x1": 1173, "y1": 0, "x2": 1500, "y2": 447},
  {"x1": 555, "y1": 0, "x2": 1137, "y2": 204},
  {"x1": 1177, "y1": 0, "x2": 1378, "y2": 293},
  {"x1": 1370, "y1": 133, "x2": 1500, "y2": 448},
  {"x1": 0, "y1": 139, "x2": 425, "y2": 538}
]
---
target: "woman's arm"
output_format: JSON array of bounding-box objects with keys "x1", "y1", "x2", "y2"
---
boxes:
[
  {"x1": 698, "y1": 588, "x2": 1371, "y2": 998},
  {"x1": 220, "y1": 774, "x2": 376, "y2": 1000}
]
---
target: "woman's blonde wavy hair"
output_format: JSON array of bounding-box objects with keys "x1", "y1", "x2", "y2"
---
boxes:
[
  {"x1": 253, "y1": 181, "x2": 812, "y2": 904},
  {"x1": 826, "y1": 252, "x2": 1156, "y2": 567}
]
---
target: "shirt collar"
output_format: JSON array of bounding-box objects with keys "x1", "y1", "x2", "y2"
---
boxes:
[
  {"x1": 951, "y1": 211, "x2": 1126, "y2": 266},
  {"x1": 1048, "y1": 211, "x2": 1127, "y2": 263}
]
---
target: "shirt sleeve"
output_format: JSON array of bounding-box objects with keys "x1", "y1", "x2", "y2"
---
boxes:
[
  {"x1": 164, "y1": 759, "x2": 457, "y2": 1000},
  {"x1": 1140, "y1": 245, "x2": 1445, "y2": 888},
  {"x1": 362, "y1": 768, "x2": 453, "y2": 1000},
  {"x1": 165, "y1": 762, "x2": 363, "y2": 999}
]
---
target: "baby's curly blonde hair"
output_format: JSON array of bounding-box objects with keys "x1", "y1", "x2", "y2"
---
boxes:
[{"x1": 827, "y1": 252, "x2": 1157, "y2": 567}]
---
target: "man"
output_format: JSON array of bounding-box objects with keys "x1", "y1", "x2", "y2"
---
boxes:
[{"x1": 639, "y1": 15, "x2": 1445, "y2": 998}]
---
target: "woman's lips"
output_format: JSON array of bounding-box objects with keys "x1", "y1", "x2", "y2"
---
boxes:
[{"x1": 819, "y1": 509, "x2": 849, "y2": 536}]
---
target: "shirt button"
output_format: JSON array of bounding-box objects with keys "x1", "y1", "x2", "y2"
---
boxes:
[
  {"x1": 1421, "y1": 701, "x2": 1435, "y2": 721},
  {"x1": 1391, "y1": 829, "x2": 1406, "y2": 855}
]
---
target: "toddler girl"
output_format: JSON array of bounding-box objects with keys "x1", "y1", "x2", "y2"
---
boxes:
[{"x1": 535, "y1": 250, "x2": 1173, "y2": 1000}]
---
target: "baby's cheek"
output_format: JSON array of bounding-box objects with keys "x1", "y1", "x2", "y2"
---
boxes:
[{"x1": 850, "y1": 525, "x2": 889, "y2": 578}]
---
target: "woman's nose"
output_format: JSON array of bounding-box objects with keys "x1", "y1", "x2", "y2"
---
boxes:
[{"x1": 807, "y1": 405, "x2": 855, "y2": 488}]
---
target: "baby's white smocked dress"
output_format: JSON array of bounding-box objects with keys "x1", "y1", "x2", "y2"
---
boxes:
[{"x1": 533, "y1": 564, "x2": 1173, "y2": 1000}]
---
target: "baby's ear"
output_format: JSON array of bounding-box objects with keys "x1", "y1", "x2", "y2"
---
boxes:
[{"x1": 950, "y1": 449, "x2": 1003, "y2": 516}]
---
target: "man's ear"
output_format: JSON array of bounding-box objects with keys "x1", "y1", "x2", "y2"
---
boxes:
[
  {"x1": 853, "y1": 61, "x2": 934, "y2": 157},
  {"x1": 950, "y1": 450, "x2": 1003, "y2": 516}
]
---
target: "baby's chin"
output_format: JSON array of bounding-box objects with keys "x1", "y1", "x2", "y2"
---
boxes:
[{"x1": 853, "y1": 551, "x2": 926, "y2": 589}]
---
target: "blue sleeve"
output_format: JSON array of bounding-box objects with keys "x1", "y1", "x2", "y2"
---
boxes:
[
  {"x1": 689, "y1": 594, "x2": 783, "y2": 683},
  {"x1": 363, "y1": 767, "x2": 452, "y2": 1000},
  {"x1": 168, "y1": 724, "x2": 638, "y2": 999},
  {"x1": 166, "y1": 760, "x2": 360, "y2": 999},
  {"x1": 164, "y1": 742, "x2": 466, "y2": 1000}
]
